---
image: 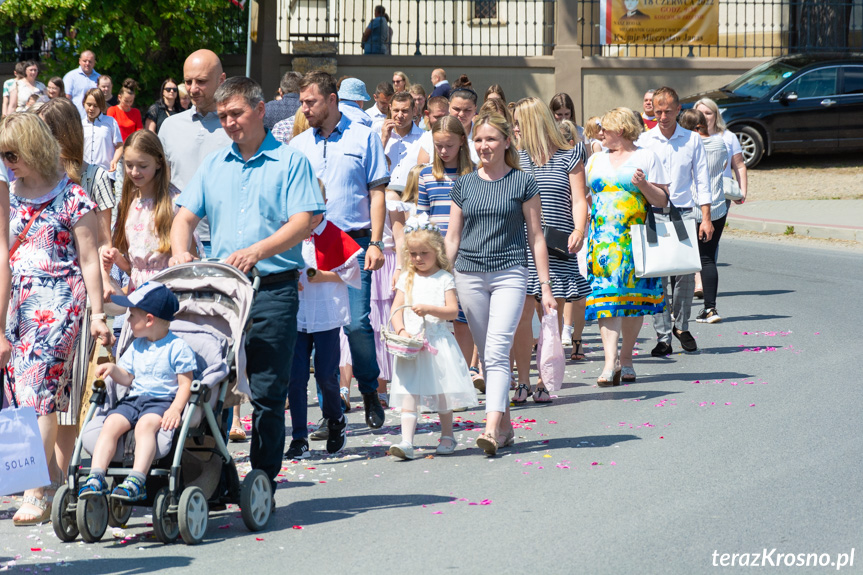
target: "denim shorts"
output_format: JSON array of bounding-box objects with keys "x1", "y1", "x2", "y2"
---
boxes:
[{"x1": 111, "y1": 395, "x2": 174, "y2": 426}]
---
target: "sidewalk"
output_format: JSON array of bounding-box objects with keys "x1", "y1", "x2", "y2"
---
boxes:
[{"x1": 725, "y1": 199, "x2": 863, "y2": 242}]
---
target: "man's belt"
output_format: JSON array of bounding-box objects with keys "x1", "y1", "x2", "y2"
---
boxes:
[
  {"x1": 346, "y1": 228, "x2": 371, "y2": 239},
  {"x1": 258, "y1": 269, "x2": 300, "y2": 285}
]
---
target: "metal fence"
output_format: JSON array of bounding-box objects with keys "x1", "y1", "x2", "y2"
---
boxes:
[
  {"x1": 578, "y1": 0, "x2": 863, "y2": 58},
  {"x1": 276, "y1": 0, "x2": 556, "y2": 56}
]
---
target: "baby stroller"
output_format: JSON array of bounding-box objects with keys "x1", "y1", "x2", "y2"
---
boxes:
[{"x1": 51, "y1": 262, "x2": 270, "y2": 545}]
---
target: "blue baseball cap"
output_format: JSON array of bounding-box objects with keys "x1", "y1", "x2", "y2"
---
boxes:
[
  {"x1": 338, "y1": 78, "x2": 371, "y2": 102},
  {"x1": 110, "y1": 282, "x2": 179, "y2": 322}
]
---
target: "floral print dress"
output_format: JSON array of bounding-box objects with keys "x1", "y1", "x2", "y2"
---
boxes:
[
  {"x1": 584, "y1": 150, "x2": 664, "y2": 320},
  {"x1": 5, "y1": 178, "x2": 96, "y2": 415}
]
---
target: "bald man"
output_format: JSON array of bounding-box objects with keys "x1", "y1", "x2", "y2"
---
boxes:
[
  {"x1": 429, "y1": 68, "x2": 451, "y2": 99},
  {"x1": 158, "y1": 49, "x2": 230, "y2": 257},
  {"x1": 63, "y1": 50, "x2": 100, "y2": 118}
]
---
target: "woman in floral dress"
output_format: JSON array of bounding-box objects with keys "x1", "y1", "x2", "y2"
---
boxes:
[
  {"x1": 1, "y1": 113, "x2": 111, "y2": 525},
  {"x1": 584, "y1": 108, "x2": 669, "y2": 387}
]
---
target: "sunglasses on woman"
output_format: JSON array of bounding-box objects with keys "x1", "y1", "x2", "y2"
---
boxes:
[
  {"x1": 164, "y1": 87, "x2": 178, "y2": 92},
  {"x1": 1, "y1": 151, "x2": 19, "y2": 164}
]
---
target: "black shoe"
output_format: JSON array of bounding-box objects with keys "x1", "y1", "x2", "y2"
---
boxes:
[
  {"x1": 326, "y1": 416, "x2": 347, "y2": 454},
  {"x1": 309, "y1": 419, "x2": 329, "y2": 441},
  {"x1": 362, "y1": 392, "x2": 385, "y2": 429},
  {"x1": 673, "y1": 328, "x2": 698, "y2": 352},
  {"x1": 651, "y1": 341, "x2": 673, "y2": 357},
  {"x1": 285, "y1": 438, "x2": 311, "y2": 460}
]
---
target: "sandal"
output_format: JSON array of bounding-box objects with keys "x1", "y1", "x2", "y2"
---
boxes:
[
  {"x1": 78, "y1": 473, "x2": 108, "y2": 499},
  {"x1": 469, "y1": 367, "x2": 485, "y2": 394},
  {"x1": 621, "y1": 366, "x2": 637, "y2": 383},
  {"x1": 570, "y1": 339, "x2": 585, "y2": 361},
  {"x1": 13, "y1": 482, "x2": 59, "y2": 526},
  {"x1": 378, "y1": 392, "x2": 389, "y2": 408},
  {"x1": 532, "y1": 387, "x2": 553, "y2": 403},
  {"x1": 111, "y1": 476, "x2": 147, "y2": 502},
  {"x1": 511, "y1": 384, "x2": 531, "y2": 405},
  {"x1": 597, "y1": 368, "x2": 622, "y2": 387},
  {"x1": 475, "y1": 432, "x2": 500, "y2": 456},
  {"x1": 229, "y1": 426, "x2": 247, "y2": 442}
]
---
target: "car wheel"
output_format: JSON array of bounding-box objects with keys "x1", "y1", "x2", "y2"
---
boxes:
[{"x1": 735, "y1": 126, "x2": 764, "y2": 168}]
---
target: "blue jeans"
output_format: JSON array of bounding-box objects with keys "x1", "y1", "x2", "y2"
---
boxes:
[
  {"x1": 246, "y1": 280, "x2": 299, "y2": 486},
  {"x1": 343, "y1": 236, "x2": 380, "y2": 395},
  {"x1": 288, "y1": 328, "x2": 342, "y2": 440}
]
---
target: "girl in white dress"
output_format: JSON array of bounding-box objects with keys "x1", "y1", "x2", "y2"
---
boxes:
[{"x1": 388, "y1": 215, "x2": 478, "y2": 460}]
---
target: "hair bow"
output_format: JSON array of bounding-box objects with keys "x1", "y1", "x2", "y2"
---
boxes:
[{"x1": 404, "y1": 213, "x2": 441, "y2": 235}]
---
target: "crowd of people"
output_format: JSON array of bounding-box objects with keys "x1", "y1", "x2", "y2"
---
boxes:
[{"x1": 0, "y1": 48, "x2": 749, "y2": 524}]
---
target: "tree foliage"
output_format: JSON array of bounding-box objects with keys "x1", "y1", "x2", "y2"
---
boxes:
[{"x1": 0, "y1": 0, "x2": 246, "y2": 105}]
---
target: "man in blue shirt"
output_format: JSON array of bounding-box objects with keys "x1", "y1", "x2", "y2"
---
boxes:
[
  {"x1": 291, "y1": 70, "x2": 389, "y2": 430},
  {"x1": 63, "y1": 50, "x2": 100, "y2": 119},
  {"x1": 170, "y1": 76, "x2": 324, "y2": 495}
]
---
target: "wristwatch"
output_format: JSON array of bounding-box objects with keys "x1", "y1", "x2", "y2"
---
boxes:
[
  {"x1": 368, "y1": 241, "x2": 384, "y2": 251},
  {"x1": 91, "y1": 313, "x2": 107, "y2": 321}
]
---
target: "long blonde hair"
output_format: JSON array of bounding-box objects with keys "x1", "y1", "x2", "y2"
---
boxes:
[
  {"x1": 113, "y1": 130, "x2": 174, "y2": 255},
  {"x1": 38, "y1": 97, "x2": 84, "y2": 185},
  {"x1": 401, "y1": 164, "x2": 424, "y2": 206},
  {"x1": 472, "y1": 113, "x2": 520, "y2": 170},
  {"x1": 431, "y1": 115, "x2": 473, "y2": 181},
  {"x1": 291, "y1": 109, "x2": 309, "y2": 138},
  {"x1": 400, "y1": 227, "x2": 450, "y2": 304},
  {"x1": 514, "y1": 97, "x2": 572, "y2": 166}
]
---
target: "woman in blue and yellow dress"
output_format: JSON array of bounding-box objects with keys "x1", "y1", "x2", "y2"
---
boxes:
[{"x1": 584, "y1": 108, "x2": 670, "y2": 386}]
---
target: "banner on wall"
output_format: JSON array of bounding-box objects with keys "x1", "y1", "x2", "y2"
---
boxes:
[{"x1": 599, "y1": 0, "x2": 719, "y2": 45}]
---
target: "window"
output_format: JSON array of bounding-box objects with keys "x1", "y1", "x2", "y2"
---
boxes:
[
  {"x1": 841, "y1": 67, "x2": 863, "y2": 95},
  {"x1": 474, "y1": 0, "x2": 498, "y2": 19},
  {"x1": 783, "y1": 67, "x2": 839, "y2": 99}
]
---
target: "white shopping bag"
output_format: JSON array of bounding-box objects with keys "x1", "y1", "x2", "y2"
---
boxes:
[
  {"x1": 0, "y1": 406, "x2": 51, "y2": 496},
  {"x1": 631, "y1": 205, "x2": 702, "y2": 278}
]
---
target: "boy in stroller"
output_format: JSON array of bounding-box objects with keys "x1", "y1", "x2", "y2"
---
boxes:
[{"x1": 78, "y1": 282, "x2": 196, "y2": 502}]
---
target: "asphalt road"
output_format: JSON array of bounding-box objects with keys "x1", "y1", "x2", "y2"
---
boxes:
[{"x1": 1, "y1": 236, "x2": 861, "y2": 574}]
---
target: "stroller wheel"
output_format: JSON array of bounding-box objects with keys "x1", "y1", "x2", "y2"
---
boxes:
[
  {"x1": 240, "y1": 469, "x2": 272, "y2": 532},
  {"x1": 178, "y1": 486, "x2": 209, "y2": 545},
  {"x1": 76, "y1": 493, "x2": 108, "y2": 543},
  {"x1": 51, "y1": 484, "x2": 79, "y2": 542},
  {"x1": 152, "y1": 487, "x2": 179, "y2": 543},
  {"x1": 107, "y1": 494, "x2": 133, "y2": 527}
]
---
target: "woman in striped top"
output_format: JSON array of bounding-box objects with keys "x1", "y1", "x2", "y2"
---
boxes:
[
  {"x1": 416, "y1": 116, "x2": 484, "y2": 386},
  {"x1": 678, "y1": 109, "x2": 728, "y2": 324},
  {"x1": 511, "y1": 97, "x2": 591, "y2": 404},
  {"x1": 445, "y1": 113, "x2": 555, "y2": 456}
]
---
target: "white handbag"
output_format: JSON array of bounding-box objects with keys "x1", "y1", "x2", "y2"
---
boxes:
[
  {"x1": 631, "y1": 205, "x2": 702, "y2": 278},
  {"x1": 722, "y1": 176, "x2": 744, "y2": 201}
]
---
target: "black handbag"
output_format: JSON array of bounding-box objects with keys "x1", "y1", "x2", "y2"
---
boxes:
[{"x1": 528, "y1": 159, "x2": 570, "y2": 261}]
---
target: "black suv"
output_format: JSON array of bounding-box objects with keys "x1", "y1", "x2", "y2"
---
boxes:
[{"x1": 681, "y1": 54, "x2": 863, "y2": 167}]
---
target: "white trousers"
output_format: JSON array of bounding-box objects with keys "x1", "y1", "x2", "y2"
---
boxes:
[{"x1": 454, "y1": 266, "x2": 527, "y2": 413}]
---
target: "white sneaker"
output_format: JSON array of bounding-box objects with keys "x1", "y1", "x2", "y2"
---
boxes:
[
  {"x1": 561, "y1": 325, "x2": 574, "y2": 343},
  {"x1": 389, "y1": 441, "x2": 415, "y2": 460}
]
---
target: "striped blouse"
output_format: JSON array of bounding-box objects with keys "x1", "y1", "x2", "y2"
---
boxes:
[
  {"x1": 697, "y1": 133, "x2": 729, "y2": 222},
  {"x1": 450, "y1": 168, "x2": 539, "y2": 273},
  {"x1": 416, "y1": 165, "x2": 460, "y2": 235}
]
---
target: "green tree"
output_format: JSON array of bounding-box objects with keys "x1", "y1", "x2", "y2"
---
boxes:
[{"x1": 0, "y1": 0, "x2": 246, "y2": 106}]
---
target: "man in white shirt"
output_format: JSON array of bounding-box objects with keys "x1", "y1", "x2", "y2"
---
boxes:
[
  {"x1": 639, "y1": 86, "x2": 712, "y2": 355},
  {"x1": 366, "y1": 82, "x2": 393, "y2": 122},
  {"x1": 63, "y1": 50, "x2": 100, "y2": 118},
  {"x1": 373, "y1": 92, "x2": 424, "y2": 172}
]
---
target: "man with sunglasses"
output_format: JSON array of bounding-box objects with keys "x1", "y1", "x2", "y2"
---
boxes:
[{"x1": 639, "y1": 86, "x2": 712, "y2": 356}]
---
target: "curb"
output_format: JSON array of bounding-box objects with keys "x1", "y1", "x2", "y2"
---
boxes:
[{"x1": 726, "y1": 213, "x2": 862, "y2": 242}]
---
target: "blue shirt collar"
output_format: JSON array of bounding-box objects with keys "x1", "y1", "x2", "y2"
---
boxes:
[
  {"x1": 224, "y1": 130, "x2": 282, "y2": 163},
  {"x1": 314, "y1": 113, "x2": 351, "y2": 139}
]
